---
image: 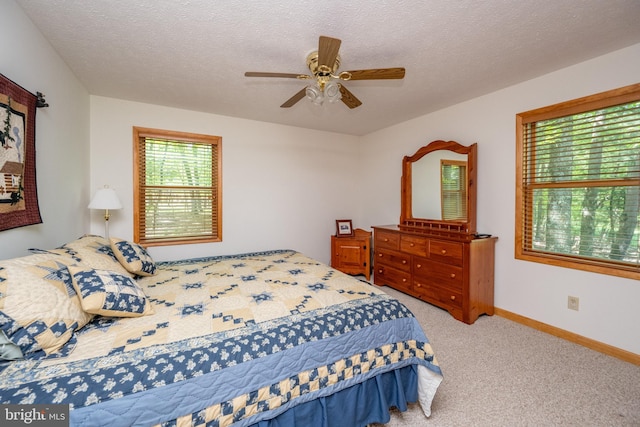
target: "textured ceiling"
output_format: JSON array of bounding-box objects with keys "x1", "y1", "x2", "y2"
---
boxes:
[{"x1": 15, "y1": 0, "x2": 640, "y2": 136}]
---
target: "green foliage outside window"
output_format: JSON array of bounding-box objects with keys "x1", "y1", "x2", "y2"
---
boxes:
[{"x1": 527, "y1": 103, "x2": 639, "y2": 263}]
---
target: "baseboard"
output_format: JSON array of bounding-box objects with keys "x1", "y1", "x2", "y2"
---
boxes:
[{"x1": 494, "y1": 307, "x2": 640, "y2": 366}]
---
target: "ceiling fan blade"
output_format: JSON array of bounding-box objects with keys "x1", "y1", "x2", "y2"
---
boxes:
[
  {"x1": 344, "y1": 67, "x2": 406, "y2": 80},
  {"x1": 339, "y1": 85, "x2": 362, "y2": 109},
  {"x1": 245, "y1": 72, "x2": 302, "y2": 78},
  {"x1": 280, "y1": 88, "x2": 307, "y2": 108},
  {"x1": 318, "y1": 36, "x2": 341, "y2": 68}
]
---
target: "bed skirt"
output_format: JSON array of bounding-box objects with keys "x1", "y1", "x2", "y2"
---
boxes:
[{"x1": 252, "y1": 365, "x2": 419, "y2": 427}]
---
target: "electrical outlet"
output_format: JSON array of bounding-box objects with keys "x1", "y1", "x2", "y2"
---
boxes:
[{"x1": 568, "y1": 296, "x2": 579, "y2": 311}]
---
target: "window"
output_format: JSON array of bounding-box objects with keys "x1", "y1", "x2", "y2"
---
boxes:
[
  {"x1": 516, "y1": 83, "x2": 640, "y2": 279},
  {"x1": 133, "y1": 127, "x2": 221, "y2": 246},
  {"x1": 441, "y1": 160, "x2": 467, "y2": 221}
]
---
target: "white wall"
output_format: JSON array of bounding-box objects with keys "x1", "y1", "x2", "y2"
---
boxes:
[
  {"x1": 0, "y1": 1, "x2": 90, "y2": 260},
  {"x1": 360, "y1": 43, "x2": 640, "y2": 355},
  {"x1": 89, "y1": 97, "x2": 361, "y2": 264}
]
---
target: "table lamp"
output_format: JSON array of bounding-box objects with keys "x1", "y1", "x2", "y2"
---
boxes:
[{"x1": 88, "y1": 185, "x2": 122, "y2": 239}]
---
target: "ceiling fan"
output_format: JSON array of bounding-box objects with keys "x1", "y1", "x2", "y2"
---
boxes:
[{"x1": 245, "y1": 36, "x2": 406, "y2": 109}]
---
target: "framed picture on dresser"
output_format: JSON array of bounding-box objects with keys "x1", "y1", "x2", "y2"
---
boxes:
[{"x1": 335, "y1": 219, "x2": 354, "y2": 237}]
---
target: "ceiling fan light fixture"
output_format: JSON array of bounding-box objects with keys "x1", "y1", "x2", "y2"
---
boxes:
[
  {"x1": 305, "y1": 84, "x2": 324, "y2": 105},
  {"x1": 324, "y1": 81, "x2": 341, "y2": 103}
]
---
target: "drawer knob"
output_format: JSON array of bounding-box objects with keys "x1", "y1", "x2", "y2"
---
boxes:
[
  {"x1": 402, "y1": 278, "x2": 407, "y2": 283},
  {"x1": 384, "y1": 238, "x2": 389, "y2": 242},
  {"x1": 410, "y1": 242, "x2": 415, "y2": 247},
  {"x1": 450, "y1": 295, "x2": 456, "y2": 300},
  {"x1": 378, "y1": 269, "x2": 383, "y2": 273},
  {"x1": 450, "y1": 273, "x2": 456, "y2": 278},
  {"x1": 416, "y1": 264, "x2": 422, "y2": 268},
  {"x1": 378, "y1": 253, "x2": 383, "y2": 257},
  {"x1": 441, "y1": 249, "x2": 447, "y2": 254},
  {"x1": 402, "y1": 260, "x2": 407, "y2": 264},
  {"x1": 416, "y1": 283, "x2": 422, "y2": 288}
]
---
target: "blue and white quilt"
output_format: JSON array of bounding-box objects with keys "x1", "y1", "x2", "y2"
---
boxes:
[{"x1": 0, "y1": 250, "x2": 442, "y2": 426}]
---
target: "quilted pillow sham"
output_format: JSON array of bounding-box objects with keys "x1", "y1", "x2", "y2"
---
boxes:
[
  {"x1": 110, "y1": 237, "x2": 157, "y2": 276},
  {"x1": 68, "y1": 267, "x2": 154, "y2": 317},
  {"x1": 0, "y1": 255, "x2": 93, "y2": 360},
  {"x1": 31, "y1": 235, "x2": 134, "y2": 278}
]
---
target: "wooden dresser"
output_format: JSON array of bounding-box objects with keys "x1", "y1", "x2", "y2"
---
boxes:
[
  {"x1": 373, "y1": 225, "x2": 496, "y2": 324},
  {"x1": 331, "y1": 228, "x2": 372, "y2": 280}
]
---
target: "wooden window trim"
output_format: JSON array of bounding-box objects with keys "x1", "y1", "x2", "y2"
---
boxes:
[
  {"x1": 133, "y1": 126, "x2": 222, "y2": 247},
  {"x1": 515, "y1": 83, "x2": 640, "y2": 280}
]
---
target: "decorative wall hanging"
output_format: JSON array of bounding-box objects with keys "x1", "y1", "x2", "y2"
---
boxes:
[{"x1": 0, "y1": 73, "x2": 43, "y2": 231}]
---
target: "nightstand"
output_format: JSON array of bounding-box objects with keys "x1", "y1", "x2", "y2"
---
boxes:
[{"x1": 331, "y1": 228, "x2": 372, "y2": 280}]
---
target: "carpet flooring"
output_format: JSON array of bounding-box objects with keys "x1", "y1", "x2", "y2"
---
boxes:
[{"x1": 370, "y1": 285, "x2": 640, "y2": 427}]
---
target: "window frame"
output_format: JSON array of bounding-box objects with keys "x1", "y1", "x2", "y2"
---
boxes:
[
  {"x1": 133, "y1": 126, "x2": 222, "y2": 247},
  {"x1": 515, "y1": 83, "x2": 640, "y2": 280}
]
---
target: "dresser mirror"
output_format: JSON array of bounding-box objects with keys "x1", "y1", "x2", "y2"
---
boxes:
[{"x1": 400, "y1": 140, "x2": 477, "y2": 234}]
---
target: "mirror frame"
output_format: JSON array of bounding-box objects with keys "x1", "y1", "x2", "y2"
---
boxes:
[{"x1": 400, "y1": 140, "x2": 477, "y2": 234}]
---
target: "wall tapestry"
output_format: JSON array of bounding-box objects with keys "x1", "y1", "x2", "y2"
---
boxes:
[{"x1": 0, "y1": 73, "x2": 42, "y2": 231}]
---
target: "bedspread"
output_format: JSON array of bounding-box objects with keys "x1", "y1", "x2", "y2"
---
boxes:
[{"x1": 0, "y1": 250, "x2": 442, "y2": 426}]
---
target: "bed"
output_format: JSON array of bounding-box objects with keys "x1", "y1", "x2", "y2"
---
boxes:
[{"x1": 0, "y1": 235, "x2": 442, "y2": 426}]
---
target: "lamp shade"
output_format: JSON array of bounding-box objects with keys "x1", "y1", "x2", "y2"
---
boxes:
[{"x1": 88, "y1": 187, "x2": 122, "y2": 210}]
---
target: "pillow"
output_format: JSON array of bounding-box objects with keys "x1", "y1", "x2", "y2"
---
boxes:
[
  {"x1": 0, "y1": 331, "x2": 23, "y2": 360},
  {"x1": 33, "y1": 235, "x2": 134, "y2": 278},
  {"x1": 68, "y1": 267, "x2": 154, "y2": 317},
  {"x1": 0, "y1": 255, "x2": 93, "y2": 360},
  {"x1": 110, "y1": 237, "x2": 157, "y2": 276}
]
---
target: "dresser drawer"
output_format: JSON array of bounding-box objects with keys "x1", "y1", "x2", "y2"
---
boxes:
[
  {"x1": 375, "y1": 248, "x2": 410, "y2": 272},
  {"x1": 429, "y1": 239, "x2": 463, "y2": 266},
  {"x1": 400, "y1": 235, "x2": 427, "y2": 257},
  {"x1": 413, "y1": 258, "x2": 463, "y2": 290},
  {"x1": 413, "y1": 280, "x2": 463, "y2": 310},
  {"x1": 375, "y1": 230, "x2": 400, "y2": 250},
  {"x1": 374, "y1": 264, "x2": 411, "y2": 291}
]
